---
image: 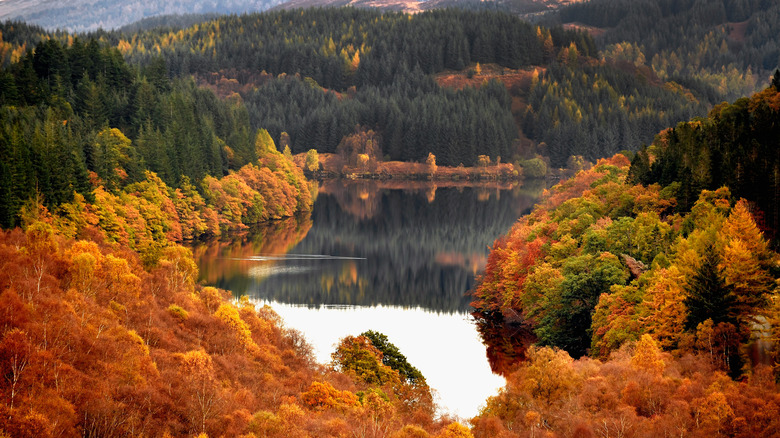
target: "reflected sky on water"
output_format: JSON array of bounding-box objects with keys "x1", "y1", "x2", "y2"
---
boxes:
[
  {"x1": 257, "y1": 301, "x2": 505, "y2": 419},
  {"x1": 191, "y1": 180, "x2": 545, "y2": 418}
]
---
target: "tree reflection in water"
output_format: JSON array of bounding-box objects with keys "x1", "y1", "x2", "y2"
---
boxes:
[
  {"x1": 472, "y1": 311, "x2": 538, "y2": 376},
  {"x1": 192, "y1": 181, "x2": 545, "y2": 313}
]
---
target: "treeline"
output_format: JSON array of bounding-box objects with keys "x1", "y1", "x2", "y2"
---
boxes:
[
  {"x1": 116, "y1": 13, "x2": 223, "y2": 34},
  {"x1": 0, "y1": 214, "x2": 474, "y2": 437},
  {"x1": 550, "y1": 0, "x2": 780, "y2": 100},
  {"x1": 9, "y1": 130, "x2": 311, "y2": 265},
  {"x1": 0, "y1": 34, "x2": 314, "y2": 229},
  {"x1": 112, "y1": 9, "x2": 595, "y2": 90},
  {"x1": 0, "y1": 21, "x2": 55, "y2": 66}
]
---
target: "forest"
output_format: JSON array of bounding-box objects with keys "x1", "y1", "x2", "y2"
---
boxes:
[
  {"x1": 108, "y1": 8, "x2": 589, "y2": 166},
  {"x1": 0, "y1": 209, "x2": 478, "y2": 436},
  {"x1": 0, "y1": 33, "x2": 314, "y2": 231},
  {"x1": 3, "y1": 4, "x2": 778, "y2": 173},
  {"x1": 469, "y1": 83, "x2": 780, "y2": 436},
  {"x1": 548, "y1": 0, "x2": 780, "y2": 101},
  {"x1": 2, "y1": 2, "x2": 780, "y2": 436}
]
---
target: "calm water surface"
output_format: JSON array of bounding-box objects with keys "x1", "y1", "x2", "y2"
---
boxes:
[{"x1": 191, "y1": 180, "x2": 544, "y2": 418}]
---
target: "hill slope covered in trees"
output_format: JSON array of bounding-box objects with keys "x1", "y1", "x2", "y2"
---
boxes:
[
  {"x1": 103, "y1": 8, "x2": 725, "y2": 167},
  {"x1": 5, "y1": 5, "x2": 775, "y2": 171},
  {"x1": 0, "y1": 32, "x2": 315, "y2": 230},
  {"x1": 548, "y1": 0, "x2": 780, "y2": 101},
  {"x1": 470, "y1": 84, "x2": 780, "y2": 436}
]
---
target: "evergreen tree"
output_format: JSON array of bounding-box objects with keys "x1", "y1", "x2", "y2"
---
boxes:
[
  {"x1": 684, "y1": 243, "x2": 736, "y2": 330},
  {"x1": 361, "y1": 330, "x2": 425, "y2": 386}
]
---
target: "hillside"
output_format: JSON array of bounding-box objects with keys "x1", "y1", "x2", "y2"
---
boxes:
[
  {"x1": 2, "y1": 1, "x2": 777, "y2": 174},
  {"x1": 470, "y1": 83, "x2": 780, "y2": 435},
  {"x1": 0, "y1": 32, "x2": 314, "y2": 231},
  {"x1": 105, "y1": 9, "x2": 597, "y2": 168},
  {"x1": 547, "y1": 0, "x2": 780, "y2": 101},
  {"x1": 100, "y1": 7, "x2": 712, "y2": 169}
]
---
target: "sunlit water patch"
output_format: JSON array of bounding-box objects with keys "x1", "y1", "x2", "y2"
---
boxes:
[{"x1": 256, "y1": 300, "x2": 505, "y2": 419}]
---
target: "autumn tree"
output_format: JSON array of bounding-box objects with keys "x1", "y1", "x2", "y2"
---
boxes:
[
  {"x1": 93, "y1": 128, "x2": 135, "y2": 191},
  {"x1": 331, "y1": 335, "x2": 400, "y2": 387},
  {"x1": 305, "y1": 149, "x2": 320, "y2": 173},
  {"x1": 336, "y1": 127, "x2": 381, "y2": 172},
  {"x1": 426, "y1": 153, "x2": 437, "y2": 176}
]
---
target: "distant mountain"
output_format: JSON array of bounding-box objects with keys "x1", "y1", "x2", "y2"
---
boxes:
[
  {"x1": 0, "y1": 0, "x2": 586, "y2": 32},
  {"x1": 0, "y1": 0, "x2": 286, "y2": 32},
  {"x1": 270, "y1": 0, "x2": 424, "y2": 13},
  {"x1": 272, "y1": 0, "x2": 587, "y2": 15}
]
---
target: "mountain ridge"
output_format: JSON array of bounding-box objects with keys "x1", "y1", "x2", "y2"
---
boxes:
[
  {"x1": 0, "y1": 0, "x2": 284, "y2": 32},
  {"x1": 271, "y1": 0, "x2": 587, "y2": 15},
  {"x1": 0, "y1": 0, "x2": 587, "y2": 31}
]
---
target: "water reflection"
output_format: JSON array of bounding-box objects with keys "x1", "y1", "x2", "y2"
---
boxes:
[
  {"x1": 190, "y1": 180, "x2": 546, "y2": 417},
  {"x1": 190, "y1": 216, "x2": 313, "y2": 293},
  {"x1": 191, "y1": 181, "x2": 544, "y2": 312},
  {"x1": 473, "y1": 312, "x2": 537, "y2": 376}
]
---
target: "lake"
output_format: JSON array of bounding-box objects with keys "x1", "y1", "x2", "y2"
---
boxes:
[{"x1": 190, "y1": 179, "x2": 544, "y2": 419}]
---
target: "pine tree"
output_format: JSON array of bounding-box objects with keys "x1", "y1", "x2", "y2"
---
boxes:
[{"x1": 684, "y1": 243, "x2": 736, "y2": 330}]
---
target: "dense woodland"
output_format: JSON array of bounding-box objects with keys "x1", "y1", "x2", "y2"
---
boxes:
[
  {"x1": 0, "y1": 212, "x2": 473, "y2": 436},
  {"x1": 522, "y1": 60, "x2": 706, "y2": 166},
  {"x1": 629, "y1": 79, "x2": 780, "y2": 242},
  {"x1": 550, "y1": 0, "x2": 779, "y2": 101},
  {"x1": 470, "y1": 84, "x2": 780, "y2": 436},
  {"x1": 0, "y1": 33, "x2": 314, "y2": 231},
  {"x1": 529, "y1": 0, "x2": 780, "y2": 166},
  {"x1": 4, "y1": 5, "x2": 778, "y2": 172},
  {"x1": 2, "y1": 3, "x2": 780, "y2": 437},
  {"x1": 108, "y1": 8, "x2": 593, "y2": 166},
  {"x1": 0, "y1": 10, "x2": 591, "y2": 178}
]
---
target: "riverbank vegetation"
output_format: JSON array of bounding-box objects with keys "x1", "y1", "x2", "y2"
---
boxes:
[
  {"x1": 0, "y1": 34, "x2": 311, "y2": 231},
  {"x1": 470, "y1": 83, "x2": 780, "y2": 436}
]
